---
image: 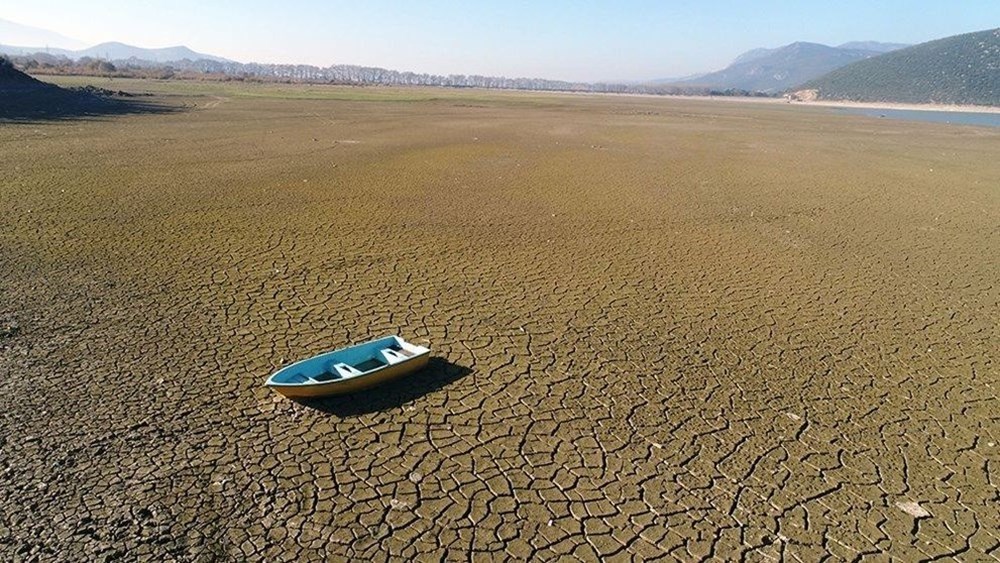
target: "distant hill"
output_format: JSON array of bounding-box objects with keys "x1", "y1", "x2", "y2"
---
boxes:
[
  {"x1": 0, "y1": 44, "x2": 76, "y2": 58},
  {"x1": 1, "y1": 19, "x2": 229, "y2": 64},
  {"x1": 72, "y1": 42, "x2": 231, "y2": 63},
  {"x1": 646, "y1": 72, "x2": 706, "y2": 85},
  {"x1": 726, "y1": 42, "x2": 906, "y2": 67},
  {"x1": 0, "y1": 41, "x2": 231, "y2": 63},
  {"x1": 801, "y1": 28, "x2": 1000, "y2": 106},
  {"x1": 681, "y1": 42, "x2": 905, "y2": 93},
  {"x1": 0, "y1": 18, "x2": 86, "y2": 50},
  {"x1": 731, "y1": 47, "x2": 780, "y2": 66}
]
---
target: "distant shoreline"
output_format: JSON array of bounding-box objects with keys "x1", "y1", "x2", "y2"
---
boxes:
[
  {"x1": 28, "y1": 73, "x2": 1000, "y2": 114},
  {"x1": 554, "y1": 89, "x2": 1000, "y2": 113}
]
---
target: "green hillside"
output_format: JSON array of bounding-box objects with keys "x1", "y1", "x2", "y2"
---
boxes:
[{"x1": 801, "y1": 28, "x2": 1000, "y2": 106}]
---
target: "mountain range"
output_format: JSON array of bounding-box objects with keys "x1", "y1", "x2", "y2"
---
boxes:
[
  {"x1": 0, "y1": 18, "x2": 86, "y2": 50},
  {"x1": 674, "y1": 41, "x2": 908, "y2": 93},
  {"x1": 3, "y1": 18, "x2": 996, "y2": 106},
  {"x1": 0, "y1": 41, "x2": 231, "y2": 64},
  {"x1": 801, "y1": 28, "x2": 1000, "y2": 106},
  {"x1": 0, "y1": 18, "x2": 228, "y2": 63}
]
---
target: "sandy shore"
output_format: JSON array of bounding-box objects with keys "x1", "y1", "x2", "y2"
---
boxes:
[
  {"x1": 661, "y1": 93, "x2": 1000, "y2": 114},
  {"x1": 575, "y1": 89, "x2": 1000, "y2": 114},
  {"x1": 790, "y1": 98, "x2": 1000, "y2": 114}
]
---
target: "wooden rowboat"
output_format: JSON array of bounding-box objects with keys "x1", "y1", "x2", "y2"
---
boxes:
[{"x1": 266, "y1": 336, "x2": 430, "y2": 399}]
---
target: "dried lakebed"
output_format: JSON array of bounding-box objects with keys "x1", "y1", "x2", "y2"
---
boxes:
[{"x1": 1, "y1": 80, "x2": 998, "y2": 561}]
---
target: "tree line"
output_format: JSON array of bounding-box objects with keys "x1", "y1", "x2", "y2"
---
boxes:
[{"x1": 6, "y1": 52, "x2": 775, "y2": 98}]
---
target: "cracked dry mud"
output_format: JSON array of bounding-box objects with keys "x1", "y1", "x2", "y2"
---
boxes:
[{"x1": 1, "y1": 81, "x2": 998, "y2": 561}]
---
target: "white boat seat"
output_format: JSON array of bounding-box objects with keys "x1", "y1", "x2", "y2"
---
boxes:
[
  {"x1": 332, "y1": 363, "x2": 363, "y2": 378},
  {"x1": 389, "y1": 345, "x2": 416, "y2": 357},
  {"x1": 381, "y1": 348, "x2": 409, "y2": 364}
]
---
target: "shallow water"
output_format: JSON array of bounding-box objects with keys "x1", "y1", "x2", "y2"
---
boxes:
[{"x1": 838, "y1": 107, "x2": 1000, "y2": 127}]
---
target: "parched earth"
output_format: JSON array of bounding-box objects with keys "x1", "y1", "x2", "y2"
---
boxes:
[{"x1": 1, "y1": 81, "x2": 998, "y2": 561}]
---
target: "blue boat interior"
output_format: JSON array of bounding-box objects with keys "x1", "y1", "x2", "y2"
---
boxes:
[{"x1": 269, "y1": 336, "x2": 421, "y2": 385}]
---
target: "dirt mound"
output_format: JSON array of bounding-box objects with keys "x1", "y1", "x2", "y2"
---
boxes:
[
  {"x1": 69, "y1": 84, "x2": 148, "y2": 98},
  {"x1": 0, "y1": 57, "x2": 60, "y2": 92},
  {"x1": 0, "y1": 62, "x2": 144, "y2": 101},
  {"x1": 0, "y1": 57, "x2": 25, "y2": 78},
  {"x1": 0, "y1": 58, "x2": 166, "y2": 121}
]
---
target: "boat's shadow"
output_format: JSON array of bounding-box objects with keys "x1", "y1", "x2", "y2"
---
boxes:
[{"x1": 298, "y1": 356, "x2": 472, "y2": 416}]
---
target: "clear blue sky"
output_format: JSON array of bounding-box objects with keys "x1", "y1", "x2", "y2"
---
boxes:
[{"x1": 4, "y1": 1, "x2": 998, "y2": 81}]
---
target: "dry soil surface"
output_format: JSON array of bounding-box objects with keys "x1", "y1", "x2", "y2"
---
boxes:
[{"x1": 1, "y1": 80, "x2": 998, "y2": 561}]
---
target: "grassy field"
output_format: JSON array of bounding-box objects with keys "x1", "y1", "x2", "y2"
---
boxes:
[{"x1": 1, "y1": 78, "x2": 998, "y2": 560}]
